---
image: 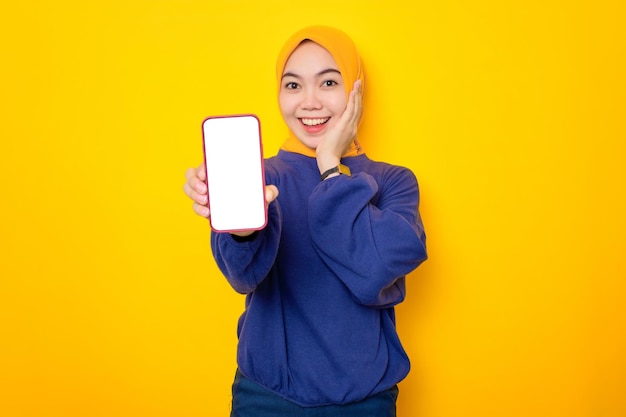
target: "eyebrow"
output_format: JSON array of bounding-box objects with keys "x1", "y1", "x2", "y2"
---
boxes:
[{"x1": 281, "y1": 68, "x2": 342, "y2": 80}]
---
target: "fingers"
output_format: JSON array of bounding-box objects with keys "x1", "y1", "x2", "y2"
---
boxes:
[
  {"x1": 352, "y1": 79, "x2": 363, "y2": 124},
  {"x1": 184, "y1": 165, "x2": 208, "y2": 196},
  {"x1": 265, "y1": 185, "x2": 279, "y2": 205},
  {"x1": 184, "y1": 165, "x2": 209, "y2": 218},
  {"x1": 195, "y1": 162, "x2": 206, "y2": 182},
  {"x1": 183, "y1": 183, "x2": 208, "y2": 206},
  {"x1": 185, "y1": 166, "x2": 207, "y2": 194},
  {"x1": 192, "y1": 202, "x2": 210, "y2": 218},
  {"x1": 346, "y1": 79, "x2": 362, "y2": 130},
  {"x1": 184, "y1": 182, "x2": 208, "y2": 205}
]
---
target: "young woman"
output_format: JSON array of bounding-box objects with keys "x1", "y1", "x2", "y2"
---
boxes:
[{"x1": 184, "y1": 25, "x2": 427, "y2": 416}]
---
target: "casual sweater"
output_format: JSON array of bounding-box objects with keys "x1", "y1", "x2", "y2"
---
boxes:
[{"x1": 211, "y1": 150, "x2": 427, "y2": 407}]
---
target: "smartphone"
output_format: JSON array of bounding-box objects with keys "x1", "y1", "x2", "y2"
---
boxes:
[{"x1": 201, "y1": 114, "x2": 267, "y2": 233}]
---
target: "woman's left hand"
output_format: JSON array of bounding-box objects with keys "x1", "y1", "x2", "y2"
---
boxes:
[{"x1": 316, "y1": 79, "x2": 362, "y2": 173}]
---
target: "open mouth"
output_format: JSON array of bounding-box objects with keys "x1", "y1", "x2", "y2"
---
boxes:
[{"x1": 300, "y1": 117, "x2": 330, "y2": 126}]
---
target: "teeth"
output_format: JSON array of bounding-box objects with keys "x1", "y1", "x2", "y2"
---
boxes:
[{"x1": 301, "y1": 118, "x2": 329, "y2": 126}]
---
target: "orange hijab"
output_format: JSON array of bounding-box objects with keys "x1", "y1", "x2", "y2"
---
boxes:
[{"x1": 276, "y1": 26, "x2": 366, "y2": 158}]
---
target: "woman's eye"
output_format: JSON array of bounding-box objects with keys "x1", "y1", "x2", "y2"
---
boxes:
[
  {"x1": 323, "y1": 80, "x2": 338, "y2": 87},
  {"x1": 285, "y1": 82, "x2": 299, "y2": 89}
]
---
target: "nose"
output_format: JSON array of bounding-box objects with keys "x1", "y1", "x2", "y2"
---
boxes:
[{"x1": 300, "y1": 88, "x2": 323, "y2": 110}]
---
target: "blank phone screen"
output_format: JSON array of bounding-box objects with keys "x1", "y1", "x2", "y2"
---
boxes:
[{"x1": 202, "y1": 115, "x2": 266, "y2": 232}]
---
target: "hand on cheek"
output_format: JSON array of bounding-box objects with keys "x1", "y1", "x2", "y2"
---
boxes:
[{"x1": 316, "y1": 80, "x2": 363, "y2": 173}]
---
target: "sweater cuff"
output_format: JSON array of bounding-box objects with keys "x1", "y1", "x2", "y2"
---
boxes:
[{"x1": 231, "y1": 231, "x2": 259, "y2": 242}]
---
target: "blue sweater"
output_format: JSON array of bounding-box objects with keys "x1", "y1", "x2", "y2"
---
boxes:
[{"x1": 211, "y1": 150, "x2": 427, "y2": 407}]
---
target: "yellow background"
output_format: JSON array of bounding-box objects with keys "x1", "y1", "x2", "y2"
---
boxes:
[{"x1": 2, "y1": 0, "x2": 624, "y2": 416}]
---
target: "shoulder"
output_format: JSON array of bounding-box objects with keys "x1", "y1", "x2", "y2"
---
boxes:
[
  {"x1": 358, "y1": 156, "x2": 418, "y2": 187},
  {"x1": 264, "y1": 151, "x2": 319, "y2": 184},
  {"x1": 265, "y1": 152, "x2": 313, "y2": 171}
]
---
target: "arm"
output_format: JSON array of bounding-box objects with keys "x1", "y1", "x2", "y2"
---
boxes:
[
  {"x1": 184, "y1": 163, "x2": 281, "y2": 293},
  {"x1": 308, "y1": 168, "x2": 427, "y2": 307},
  {"x1": 211, "y1": 200, "x2": 282, "y2": 294}
]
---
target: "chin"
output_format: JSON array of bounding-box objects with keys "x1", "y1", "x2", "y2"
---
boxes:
[{"x1": 295, "y1": 134, "x2": 320, "y2": 150}]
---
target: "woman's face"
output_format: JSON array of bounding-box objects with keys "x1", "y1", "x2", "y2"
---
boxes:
[{"x1": 279, "y1": 41, "x2": 347, "y2": 150}]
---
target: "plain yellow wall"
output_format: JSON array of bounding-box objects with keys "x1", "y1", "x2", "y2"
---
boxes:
[{"x1": 1, "y1": 0, "x2": 625, "y2": 416}]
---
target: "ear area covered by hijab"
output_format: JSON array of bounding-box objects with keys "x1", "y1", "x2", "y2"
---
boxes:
[{"x1": 277, "y1": 26, "x2": 366, "y2": 158}]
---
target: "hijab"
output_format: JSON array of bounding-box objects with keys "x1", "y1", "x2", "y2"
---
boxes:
[{"x1": 276, "y1": 26, "x2": 366, "y2": 158}]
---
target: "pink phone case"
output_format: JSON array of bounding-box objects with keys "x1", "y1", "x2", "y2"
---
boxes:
[{"x1": 201, "y1": 114, "x2": 267, "y2": 233}]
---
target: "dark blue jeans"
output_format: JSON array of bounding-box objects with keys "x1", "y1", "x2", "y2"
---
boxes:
[{"x1": 230, "y1": 369, "x2": 398, "y2": 417}]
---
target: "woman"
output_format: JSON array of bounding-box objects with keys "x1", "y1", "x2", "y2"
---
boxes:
[{"x1": 184, "y1": 25, "x2": 427, "y2": 416}]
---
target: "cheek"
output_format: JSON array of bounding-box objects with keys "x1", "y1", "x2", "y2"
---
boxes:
[
  {"x1": 328, "y1": 94, "x2": 348, "y2": 115},
  {"x1": 278, "y1": 94, "x2": 296, "y2": 116}
]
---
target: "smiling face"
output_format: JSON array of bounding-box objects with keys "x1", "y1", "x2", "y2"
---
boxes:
[{"x1": 278, "y1": 41, "x2": 347, "y2": 150}]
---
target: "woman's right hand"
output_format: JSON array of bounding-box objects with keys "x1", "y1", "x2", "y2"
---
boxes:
[
  {"x1": 184, "y1": 164, "x2": 210, "y2": 218},
  {"x1": 183, "y1": 164, "x2": 280, "y2": 236}
]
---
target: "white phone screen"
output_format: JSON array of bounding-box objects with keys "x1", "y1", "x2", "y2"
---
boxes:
[{"x1": 202, "y1": 115, "x2": 267, "y2": 232}]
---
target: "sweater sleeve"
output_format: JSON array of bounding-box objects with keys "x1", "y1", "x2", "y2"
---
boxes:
[
  {"x1": 210, "y1": 200, "x2": 282, "y2": 294},
  {"x1": 308, "y1": 168, "x2": 427, "y2": 307}
]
